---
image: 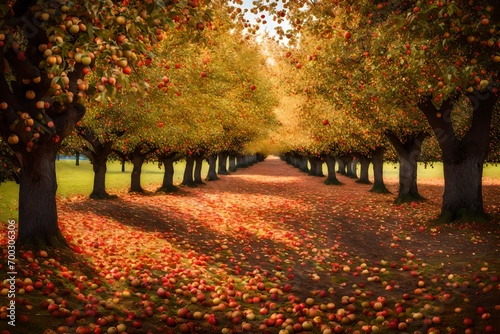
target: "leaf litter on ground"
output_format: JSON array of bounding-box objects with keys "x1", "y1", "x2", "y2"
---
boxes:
[{"x1": 0, "y1": 156, "x2": 499, "y2": 333}]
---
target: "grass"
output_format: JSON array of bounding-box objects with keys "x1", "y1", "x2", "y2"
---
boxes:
[
  {"x1": 0, "y1": 158, "x2": 498, "y2": 223},
  {"x1": 0, "y1": 158, "x2": 207, "y2": 223}
]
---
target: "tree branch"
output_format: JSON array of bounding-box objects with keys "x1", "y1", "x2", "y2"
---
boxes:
[
  {"x1": 463, "y1": 89, "x2": 499, "y2": 156},
  {"x1": 417, "y1": 96, "x2": 459, "y2": 160},
  {"x1": 385, "y1": 130, "x2": 406, "y2": 155},
  {"x1": 77, "y1": 126, "x2": 103, "y2": 150}
]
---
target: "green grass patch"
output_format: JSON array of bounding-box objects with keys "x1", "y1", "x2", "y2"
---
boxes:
[
  {"x1": 0, "y1": 158, "x2": 207, "y2": 223},
  {"x1": 1, "y1": 159, "x2": 499, "y2": 224}
]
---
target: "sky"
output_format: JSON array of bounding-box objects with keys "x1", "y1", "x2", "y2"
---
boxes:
[{"x1": 239, "y1": 0, "x2": 292, "y2": 42}]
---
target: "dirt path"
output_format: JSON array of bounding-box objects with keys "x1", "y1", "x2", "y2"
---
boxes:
[{"x1": 61, "y1": 156, "x2": 499, "y2": 332}]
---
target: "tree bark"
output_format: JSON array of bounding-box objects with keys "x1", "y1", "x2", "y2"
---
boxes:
[
  {"x1": 299, "y1": 156, "x2": 309, "y2": 173},
  {"x1": 181, "y1": 155, "x2": 196, "y2": 187},
  {"x1": 81, "y1": 140, "x2": 115, "y2": 199},
  {"x1": 324, "y1": 155, "x2": 341, "y2": 185},
  {"x1": 157, "y1": 155, "x2": 178, "y2": 193},
  {"x1": 244, "y1": 155, "x2": 254, "y2": 166},
  {"x1": 194, "y1": 154, "x2": 205, "y2": 184},
  {"x1": 345, "y1": 157, "x2": 357, "y2": 178},
  {"x1": 218, "y1": 152, "x2": 229, "y2": 175},
  {"x1": 350, "y1": 160, "x2": 359, "y2": 179},
  {"x1": 336, "y1": 159, "x2": 346, "y2": 175},
  {"x1": 79, "y1": 127, "x2": 116, "y2": 199},
  {"x1": 355, "y1": 155, "x2": 371, "y2": 184},
  {"x1": 386, "y1": 131, "x2": 428, "y2": 204},
  {"x1": 17, "y1": 142, "x2": 68, "y2": 248},
  {"x1": 418, "y1": 93, "x2": 498, "y2": 221},
  {"x1": 441, "y1": 153, "x2": 486, "y2": 220},
  {"x1": 130, "y1": 153, "x2": 146, "y2": 193},
  {"x1": 315, "y1": 158, "x2": 324, "y2": 176},
  {"x1": 370, "y1": 147, "x2": 390, "y2": 194},
  {"x1": 90, "y1": 157, "x2": 109, "y2": 199},
  {"x1": 308, "y1": 157, "x2": 319, "y2": 176},
  {"x1": 228, "y1": 155, "x2": 237, "y2": 172},
  {"x1": 236, "y1": 155, "x2": 246, "y2": 168},
  {"x1": 75, "y1": 151, "x2": 80, "y2": 166},
  {"x1": 207, "y1": 154, "x2": 220, "y2": 181}
]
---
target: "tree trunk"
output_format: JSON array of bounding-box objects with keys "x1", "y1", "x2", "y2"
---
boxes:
[
  {"x1": 356, "y1": 155, "x2": 371, "y2": 184},
  {"x1": 17, "y1": 143, "x2": 68, "y2": 248},
  {"x1": 130, "y1": 154, "x2": 146, "y2": 193},
  {"x1": 345, "y1": 157, "x2": 357, "y2": 178},
  {"x1": 418, "y1": 93, "x2": 498, "y2": 222},
  {"x1": 83, "y1": 140, "x2": 115, "y2": 199},
  {"x1": 181, "y1": 155, "x2": 196, "y2": 187},
  {"x1": 207, "y1": 154, "x2": 219, "y2": 181},
  {"x1": 324, "y1": 155, "x2": 341, "y2": 185},
  {"x1": 91, "y1": 159, "x2": 109, "y2": 199},
  {"x1": 194, "y1": 154, "x2": 205, "y2": 184},
  {"x1": 336, "y1": 159, "x2": 346, "y2": 175},
  {"x1": 386, "y1": 131, "x2": 428, "y2": 204},
  {"x1": 441, "y1": 154, "x2": 485, "y2": 220},
  {"x1": 228, "y1": 155, "x2": 237, "y2": 172},
  {"x1": 299, "y1": 156, "x2": 309, "y2": 173},
  {"x1": 157, "y1": 156, "x2": 178, "y2": 193},
  {"x1": 75, "y1": 151, "x2": 80, "y2": 166},
  {"x1": 79, "y1": 127, "x2": 115, "y2": 199},
  {"x1": 218, "y1": 152, "x2": 229, "y2": 175},
  {"x1": 308, "y1": 157, "x2": 318, "y2": 176},
  {"x1": 315, "y1": 158, "x2": 324, "y2": 176},
  {"x1": 236, "y1": 155, "x2": 246, "y2": 168},
  {"x1": 121, "y1": 160, "x2": 126, "y2": 172},
  {"x1": 370, "y1": 147, "x2": 390, "y2": 194},
  {"x1": 350, "y1": 160, "x2": 358, "y2": 179},
  {"x1": 245, "y1": 155, "x2": 254, "y2": 166}
]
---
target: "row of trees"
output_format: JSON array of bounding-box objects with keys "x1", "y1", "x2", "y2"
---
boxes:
[
  {"x1": 0, "y1": 0, "x2": 277, "y2": 248},
  {"x1": 260, "y1": 0, "x2": 499, "y2": 221},
  {"x1": 62, "y1": 10, "x2": 278, "y2": 199},
  {"x1": 1, "y1": 0, "x2": 499, "y2": 249}
]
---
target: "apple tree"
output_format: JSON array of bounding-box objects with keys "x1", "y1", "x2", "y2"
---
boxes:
[
  {"x1": 0, "y1": 138, "x2": 19, "y2": 184},
  {"x1": 0, "y1": 0, "x2": 211, "y2": 248},
  {"x1": 249, "y1": 0, "x2": 499, "y2": 221},
  {"x1": 370, "y1": 1, "x2": 500, "y2": 220},
  {"x1": 148, "y1": 10, "x2": 277, "y2": 185}
]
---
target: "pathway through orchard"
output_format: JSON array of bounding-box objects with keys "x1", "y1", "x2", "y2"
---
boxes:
[{"x1": 2, "y1": 156, "x2": 499, "y2": 333}]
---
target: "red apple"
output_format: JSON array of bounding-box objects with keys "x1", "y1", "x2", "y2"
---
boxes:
[
  {"x1": 463, "y1": 317, "x2": 473, "y2": 326},
  {"x1": 17, "y1": 51, "x2": 26, "y2": 61}
]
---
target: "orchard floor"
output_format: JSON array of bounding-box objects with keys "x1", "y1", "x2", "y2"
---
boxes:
[{"x1": 1, "y1": 156, "x2": 499, "y2": 334}]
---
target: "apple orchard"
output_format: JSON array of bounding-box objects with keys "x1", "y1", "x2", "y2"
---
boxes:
[{"x1": 0, "y1": 0, "x2": 499, "y2": 334}]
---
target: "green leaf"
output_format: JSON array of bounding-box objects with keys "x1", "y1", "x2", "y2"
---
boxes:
[
  {"x1": 86, "y1": 24, "x2": 94, "y2": 39},
  {"x1": 164, "y1": 17, "x2": 175, "y2": 29}
]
